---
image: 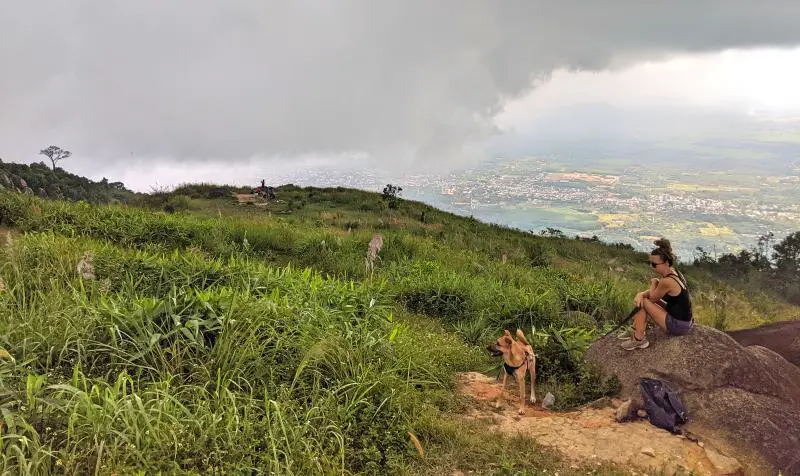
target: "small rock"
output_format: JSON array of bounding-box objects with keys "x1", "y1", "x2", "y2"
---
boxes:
[
  {"x1": 542, "y1": 392, "x2": 555, "y2": 409},
  {"x1": 704, "y1": 447, "x2": 744, "y2": 475},
  {"x1": 637, "y1": 409, "x2": 648, "y2": 418},
  {"x1": 640, "y1": 447, "x2": 655, "y2": 457},
  {"x1": 698, "y1": 441, "x2": 705, "y2": 448},
  {"x1": 615, "y1": 399, "x2": 632, "y2": 422}
]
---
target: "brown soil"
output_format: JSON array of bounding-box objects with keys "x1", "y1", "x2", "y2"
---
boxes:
[
  {"x1": 726, "y1": 319, "x2": 800, "y2": 367},
  {"x1": 0, "y1": 225, "x2": 14, "y2": 246},
  {"x1": 455, "y1": 372, "x2": 749, "y2": 475}
]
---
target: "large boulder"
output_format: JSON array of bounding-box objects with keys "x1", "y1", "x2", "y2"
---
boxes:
[
  {"x1": 726, "y1": 319, "x2": 800, "y2": 368},
  {"x1": 585, "y1": 324, "x2": 800, "y2": 475}
]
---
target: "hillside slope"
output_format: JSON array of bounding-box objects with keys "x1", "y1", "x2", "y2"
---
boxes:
[
  {"x1": 0, "y1": 159, "x2": 135, "y2": 204},
  {"x1": 0, "y1": 184, "x2": 797, "y2": 475}
]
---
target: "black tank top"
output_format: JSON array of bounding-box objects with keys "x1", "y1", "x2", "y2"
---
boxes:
[{"x1": 663, "y1": 272, "x2": 692, "y2": 321}]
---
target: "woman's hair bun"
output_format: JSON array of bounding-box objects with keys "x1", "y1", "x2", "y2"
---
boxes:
[
  {"x1": 651, "y1": 237, "x2": 676, "y2": 265},
  {"x1": 654, "y1": 238, "x2": 672, "y2": 251}
]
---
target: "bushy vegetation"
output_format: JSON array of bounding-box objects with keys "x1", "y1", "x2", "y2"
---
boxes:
[
  {"x1": 0, "y1": 182, "x2": 795, "y2": 474},
  {"x1": 0, "y1": 160, "x2": 135, "y2": 204},
  {"x1": 693, "y1": 231, "x2": 800, "y2": 305}
]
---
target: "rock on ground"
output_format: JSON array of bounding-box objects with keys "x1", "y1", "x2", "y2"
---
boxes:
[
  {"x1": 705, "y1": 446, "x2": 745, "y2": 475},
  {"x1": 614, "y1": 399, "x2": 632, "y2": 422},
  {"x1": 585, "y1": 324, "x2": 800, "y2": 475}
]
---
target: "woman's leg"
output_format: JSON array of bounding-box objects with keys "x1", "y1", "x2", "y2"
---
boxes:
[
  {"x1": 624, "y1": 300, "x2": 669, "y2": 349},
  {"x1": 635, "y1": 299, "x2": 668, "y2": 338},
  {"x1": 631, "y1": 307, "x2": 647, "y2": 339}
]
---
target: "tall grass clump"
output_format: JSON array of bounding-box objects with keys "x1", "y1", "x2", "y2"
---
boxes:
[{"x1": 0, "y1": 231, "x2": 459, "y2": 474}]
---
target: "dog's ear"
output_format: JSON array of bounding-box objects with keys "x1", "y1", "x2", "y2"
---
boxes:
[{"x1": 503, "y1": 329, "x2": 512, "y2": 336}]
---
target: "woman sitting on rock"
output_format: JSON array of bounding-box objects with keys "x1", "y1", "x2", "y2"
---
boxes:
[{"x1": 620, "y1": 238, "x2": 694, "y2": 350}]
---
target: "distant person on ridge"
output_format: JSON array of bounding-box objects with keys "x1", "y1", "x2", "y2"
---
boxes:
[{"x1": 619, "y1": 238, "x2": 694, "y2": 350}]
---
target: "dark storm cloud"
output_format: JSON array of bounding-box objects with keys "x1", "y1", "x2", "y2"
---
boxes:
[{"x1": 2, "y1": 0, "x2": 800, "y2": 168}]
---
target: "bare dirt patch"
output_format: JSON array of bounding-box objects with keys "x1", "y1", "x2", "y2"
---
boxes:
[
  {"x1": 455, "y1": 372, "x2": 748, "y2": 475},
  {"x1": 726, "y1": 319, "x2": 800, "y2": 367}
]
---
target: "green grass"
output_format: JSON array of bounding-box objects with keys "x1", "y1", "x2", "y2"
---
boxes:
[
  {"x1": 0, "y1": 185, "x2": 796, "y2": 474},
  {"x1": 748, "y1": 130, "x2": 800, "y2": 144}
]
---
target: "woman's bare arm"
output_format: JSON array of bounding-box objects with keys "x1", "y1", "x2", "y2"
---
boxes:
[{"x1": 647, "y1": 278, "x2": 676, "y2": 302}]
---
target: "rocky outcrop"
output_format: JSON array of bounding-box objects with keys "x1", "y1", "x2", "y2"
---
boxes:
[
  {"x1": 726, "y1": 319, "x2": 800, "y2": 367},
  {"x1": 585, "y1": 324, "x2": 800, "y2": 475}
]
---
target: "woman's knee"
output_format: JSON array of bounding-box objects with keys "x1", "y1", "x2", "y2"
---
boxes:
[{"x1": 645, "y1": 309, "x2": 668, "y2": 329}]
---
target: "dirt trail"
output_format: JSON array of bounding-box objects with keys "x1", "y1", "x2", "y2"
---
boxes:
[{"x1": 456, "y1": 372, "x2": 747, "y2": 475}]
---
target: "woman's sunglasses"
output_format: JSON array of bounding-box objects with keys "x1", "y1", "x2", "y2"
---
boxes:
[{"x1": 650, "y1": 261, "x2": 664, "y2": 268}]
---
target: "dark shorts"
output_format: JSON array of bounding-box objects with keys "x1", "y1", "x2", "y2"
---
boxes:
[{"x1": 666, "y1": 314, "x2": 694, "y2": 335}]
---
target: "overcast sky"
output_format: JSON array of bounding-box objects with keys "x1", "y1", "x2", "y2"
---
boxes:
[{"x1": 2, "y1": 1, "x2": 800, "y2": 191}]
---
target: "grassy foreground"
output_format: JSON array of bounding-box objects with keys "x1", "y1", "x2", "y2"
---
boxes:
[{"x1": 0, "y1": 185, "x2": 796, "y2": 475}]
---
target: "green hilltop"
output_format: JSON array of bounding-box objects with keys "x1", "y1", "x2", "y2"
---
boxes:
[
  {"x1": 0, "y1": 160, "x2": 136, "y2": 204},
  {"x1": 0, "y1": 178, "x2": 797, "y2": 474}
]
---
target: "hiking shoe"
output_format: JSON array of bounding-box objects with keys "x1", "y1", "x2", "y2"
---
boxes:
[
  {"x1": 616, "y1": 328, "x2": 633, "y2": 340},
  {"x1": 621, "y1": 336, "x2": 649, "y2": 351}
]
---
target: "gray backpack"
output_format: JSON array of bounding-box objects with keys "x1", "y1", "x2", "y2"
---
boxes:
[{"x1": 639, "y1": 377, "x2": 687, "y2": 434}]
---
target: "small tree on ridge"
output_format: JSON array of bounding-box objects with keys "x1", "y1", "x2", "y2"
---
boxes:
[
  {"x1": 382, "y1": 183, "x2": 403, "y2": 209},
  {"x1": 39, "y1": 145, "x2": 72, "y2": 171}
]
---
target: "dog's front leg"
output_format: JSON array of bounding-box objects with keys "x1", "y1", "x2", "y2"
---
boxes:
[
  {"x1": 496, "y1": 371, "x2": 508, "y2": 409},
  {"x1": 515, "y1": 371, "x2": 526, "y2": 415}
]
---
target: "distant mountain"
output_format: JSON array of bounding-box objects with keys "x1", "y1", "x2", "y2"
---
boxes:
[
  {"x1": 490, "y1": 102, "x2": 800, "y2": 174},
  {"x1": 0, "y1": 160, "x2": 135, "y2": 204}
]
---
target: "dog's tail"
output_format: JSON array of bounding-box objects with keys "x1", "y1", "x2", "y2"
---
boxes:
[{"x1": 515, "y1": 328, "x2": 530, "y2": 346}]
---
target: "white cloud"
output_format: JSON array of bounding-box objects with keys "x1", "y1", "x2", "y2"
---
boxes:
[{"x1": 496, "y1": 47, "x2": 800, "y2": 129}]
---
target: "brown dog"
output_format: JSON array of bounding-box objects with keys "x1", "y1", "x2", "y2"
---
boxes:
[{"x1": 487, "y1": 329, "x2": 537, "y2": 414}]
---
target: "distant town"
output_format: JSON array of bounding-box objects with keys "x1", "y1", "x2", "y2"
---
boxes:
[{"x1": 264, "y1": 155, "x2": 800, "y2": 262}]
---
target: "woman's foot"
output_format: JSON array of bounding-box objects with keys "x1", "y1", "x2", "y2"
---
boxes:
[
  {"x1": 621, "y1": 334, "x2": 649, "y2": 350},
  {"x1": 616, "y1": 328, "x2": 633, "y2": 340}
]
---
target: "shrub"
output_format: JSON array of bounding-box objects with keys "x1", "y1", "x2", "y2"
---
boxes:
[
  {"x1": 163, "y1": 194, "x2": 190, "y2": 213},
  {"x1": 401, "y1": 289, "x2": 471, "y2": 320},
  {"x1": 524, "y1": 240, "x2": 551, "y2": 267},
  {"x1": 549, "y1": 364, "x2": 622, "y2": 410},
  {"x1": 381, "y1": 184, "x2": 403, "y2": 209}
]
